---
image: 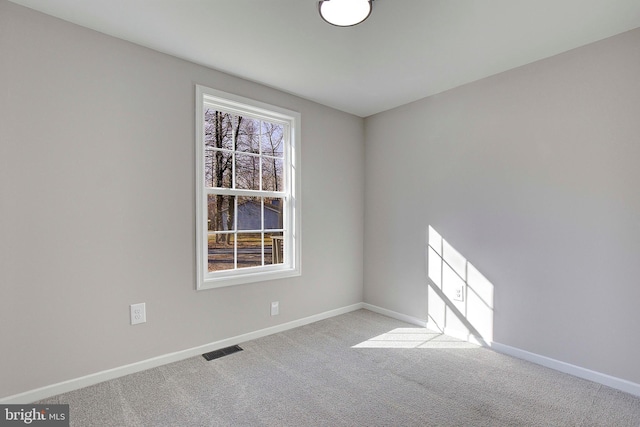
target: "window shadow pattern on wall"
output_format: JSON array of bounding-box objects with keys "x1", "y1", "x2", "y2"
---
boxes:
[{"x1": 427, "y1": 226, "x2": 494, "y2": 346}]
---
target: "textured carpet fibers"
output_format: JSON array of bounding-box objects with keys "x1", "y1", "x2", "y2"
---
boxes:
[{"x1": 38, "y1": 310, "x2": 640, "y2": 426}]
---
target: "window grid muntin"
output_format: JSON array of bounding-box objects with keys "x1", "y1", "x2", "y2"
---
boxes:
[
  {"x1": 203, "y1": 108, "x2": 289, "y2": 276},
  {"x1": 203, "y1": 118, "x2": 287, "y2": 192},
  {"x1": 206, "y1": 192, "x2": 286, "y2": 272}
]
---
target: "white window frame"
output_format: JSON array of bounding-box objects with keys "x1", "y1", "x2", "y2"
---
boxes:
[{"x1": 195, "y1": 85, "x2": 301, "y2": 290}]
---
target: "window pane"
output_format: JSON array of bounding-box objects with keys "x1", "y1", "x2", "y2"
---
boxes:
[
  {"x1": 204, "y1": 150, "x2": 213, "y2": 188},
  {"x1": 237, "y1": 196, "x2": 261, "y2": 230},
  {"x1": 208, "y1": 234, "x2": 234, "y2": 272},
  {"x1": 263, "y1": 198, "x2": 283, "y2": 230},
  {"x1": 235, "y1": 153, "x2": 261, "y2": 190},
  {"x1": 204, "y1": 109, "x2": 234, "y2": 150},
  {"x1": 265, "y1": 232, "x2": 284, "y2": 264},
  {"x1": 208, "y1": 194, "x2": 235, "y2": 231},
  {"x1": 236, "y1": 117, "x2": 260, "y2": 153},
  {"x1": 205, "y1": 149, "x2": 232, "y2": 188},
  {"x1": 237, "y1": 233, "x2": 263, "y2": 269},
  {"x1": 262, "y1": 157, "x2": 283, "y2": 191},
  {"x1": 261, "y1": 122, "x2": 284, "y2": 158}
]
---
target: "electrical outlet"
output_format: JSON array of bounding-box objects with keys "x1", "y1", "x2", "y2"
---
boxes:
[
  {"x1": 130, "y1": 303, "x2": 146, "y2": 325},
  {"x1": 453, "y1": 286, "x2": 464, "y2": 302},
  {"x1": 270, "y1": 301, "x2": 279, "y2": 316}
]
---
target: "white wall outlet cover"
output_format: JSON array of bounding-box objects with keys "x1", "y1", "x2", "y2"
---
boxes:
[
  {"x1": 130, "y1": 303, "x2": 146, "y2": 325},
  {"x1": 270, "y1": 301, "x2": 279, "y2": 316}
]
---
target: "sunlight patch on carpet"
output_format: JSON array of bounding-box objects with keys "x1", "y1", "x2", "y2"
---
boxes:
[{"x1": 352, "y1": 327, "x2": 479, "y2": 349}]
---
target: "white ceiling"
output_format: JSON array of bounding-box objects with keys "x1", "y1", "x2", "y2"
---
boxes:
[{"x1": 9, "y1": 0, "x2": 640, "y2": 117}]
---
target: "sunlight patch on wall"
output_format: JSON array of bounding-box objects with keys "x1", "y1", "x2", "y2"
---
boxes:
[
  {"x1": 427, "y1": 226, "x2": 494, "y2": 345},
  {"x1": 352, "y1": 327, "x2": 479, "y2": 349}
]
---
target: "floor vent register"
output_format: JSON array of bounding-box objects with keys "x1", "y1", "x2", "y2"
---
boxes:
[{"x1": 202, "y1": 345, "x2": 243, "y2": 361}]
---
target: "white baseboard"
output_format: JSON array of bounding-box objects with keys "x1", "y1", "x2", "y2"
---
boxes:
[
  {"x1": 490, "y1": 342, "x2": 640, "y2": 398},
  {"x1": 5, "y1": 302, "x2": 639, "y2": 402},
  {"x1": 1, "y1": 303, "x2": 364, "y2": 404},
  {"x1": 364, "y1": 303, "x2": 640, "y2": 398},
  {"x1": 362, "y1": 303, "x2": 427, "y2": 327}
]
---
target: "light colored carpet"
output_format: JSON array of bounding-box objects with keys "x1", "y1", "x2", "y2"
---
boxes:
[{"x1": 39, "y1": 309, "x2": 640, "y2": 426}]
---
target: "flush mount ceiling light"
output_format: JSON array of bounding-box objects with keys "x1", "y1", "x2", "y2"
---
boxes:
[{"x1": 318, "y1": 0, "x2": 373, "y2": 27}]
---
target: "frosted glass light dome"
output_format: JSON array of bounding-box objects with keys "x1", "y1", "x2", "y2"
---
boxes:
[{"x1": 318, "y1": 0, "x2": 373, "y2": 27}]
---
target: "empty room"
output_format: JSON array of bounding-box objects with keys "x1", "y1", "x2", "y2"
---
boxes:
[{"x1": 2, "y1": 0, "x2": 640, "y2": 425}]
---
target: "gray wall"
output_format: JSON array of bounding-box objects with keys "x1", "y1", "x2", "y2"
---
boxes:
[
  {"x1": 364, "y1": 27, "x2": 640, "y2": 384},
  {"x1": 0, "y1": 1, "x2": 364, "y2": 398}
]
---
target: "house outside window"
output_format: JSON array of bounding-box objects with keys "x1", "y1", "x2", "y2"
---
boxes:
[{"x1": 195, "y1": 85, "x2": 301, "y2": 289}]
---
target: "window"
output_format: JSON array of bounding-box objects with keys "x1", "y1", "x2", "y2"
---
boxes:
[{"x1": 195, "y1": 85, "x2": 301, "y2": 289}]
